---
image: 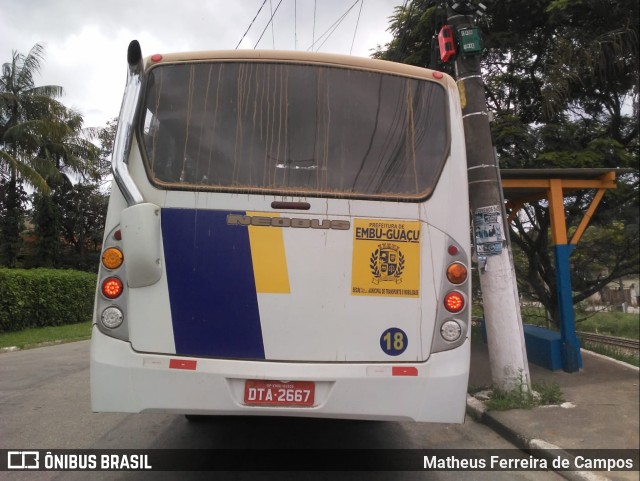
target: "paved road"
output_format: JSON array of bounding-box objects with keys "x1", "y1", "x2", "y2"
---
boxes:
[{"x1": 0, "y1": 341, "x2": 563, "y2": 481}]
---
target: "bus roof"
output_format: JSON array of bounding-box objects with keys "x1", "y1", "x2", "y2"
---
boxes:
[{"x1": 144, "y1": 49, "x2": 454, "y2": 87}]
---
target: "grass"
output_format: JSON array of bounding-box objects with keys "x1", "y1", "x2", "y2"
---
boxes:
[
  {"x1": 469, "y1": 378, "x2": 565, "y2": 411},
  {"x1": 581, "y1": 341, "x2": 640, "y2": 367},
  {"x1": 575, "y1": 311, "x2": 639, "y2": 339},
  {"x1": 519, "y1": 306, "x2": 639, "y2": 339},
  {"x1": 0, "y1": 321, "x2": 92, "y2": 349},
  {"x1": 485, "y1": 381, "x2": 565, "y2": 411}
]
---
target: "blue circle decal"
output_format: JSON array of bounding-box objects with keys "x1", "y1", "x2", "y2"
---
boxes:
[{"x1": 380, "y1": 328, "x2": 408, "y2": 356}]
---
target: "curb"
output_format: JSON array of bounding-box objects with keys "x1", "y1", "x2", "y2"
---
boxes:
[
  {"x1": 465, "y1": 396, "x2": 613, "y2": 481},
  {"x1": 581, "y1": 348, "x2": 639, "y2": 372},
  {"x1": 0, "y1": 339, "x2": 85, "y2": 354},
  {"x1": 0, "y1": 346, "x2": 20, "y2": 353}
]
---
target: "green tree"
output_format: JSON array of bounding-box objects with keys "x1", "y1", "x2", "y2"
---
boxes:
[
  {"x1": 1, "y1": 43, "x2": 101, "y2": 267},
  {"x1": 0, "y1": 44, "x2": 56, "y2": 192},
  {"x1": 376, "y1": 0, "x2": 639, "y2": 325},
  {"x1": 31, "y1": 188, "x2": 63, "y2": 267},
  {"x1": 58, "y1": 182, "x2": 108, "y2": 265},
  {"x1": 96, "y1": 118, "x2": 117, "y2": 185},
  {"x1": 0, "y1": 44, "x2": 57, "y2": 266},
  {"x1": 30, "y1": 116, "x2": 113, "y2": 270},
  {"x1": 0, "y1": 178, "x2": 28, "y2": 266}
]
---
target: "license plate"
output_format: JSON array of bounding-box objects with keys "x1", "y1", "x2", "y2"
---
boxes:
[{"x1": 244, "y1": 380, "x2": 315, "y2": 407}]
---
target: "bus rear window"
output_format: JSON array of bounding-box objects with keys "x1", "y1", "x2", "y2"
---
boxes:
[{"x1": 139, "y1": 61, "x2": 449, "y2": 199}]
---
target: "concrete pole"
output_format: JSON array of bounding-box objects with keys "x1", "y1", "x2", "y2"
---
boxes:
[{"x1": 447, "y1": 9, "x2": 531, "y2": 391}]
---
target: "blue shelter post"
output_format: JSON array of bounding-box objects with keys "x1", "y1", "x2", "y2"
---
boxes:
[
  {"x1": 553, "y1": 244, "x2": 582, "y2": 371},
  {"x1": 548, "y1": 179, "x2": 582, "y2": 372}
]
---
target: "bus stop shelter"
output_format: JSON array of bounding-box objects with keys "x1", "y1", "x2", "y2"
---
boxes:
[{"x1": 499, "y1": 168, "x2": 622, "y2": 372}]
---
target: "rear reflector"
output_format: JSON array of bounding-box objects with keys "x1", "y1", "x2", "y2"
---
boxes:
[
  {"x1": 392, "y1": 366, "x2": 418, "y2": 376},
  {"x1": 366, "y1": 366, "x2": 419, "y2": 377},
  {"x1": 169, "y1": 359, "x2": 197, "y2": 370}
]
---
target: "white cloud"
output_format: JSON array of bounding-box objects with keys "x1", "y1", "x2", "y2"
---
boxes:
[{"x1": 1, "y1": 0, "x2": 397, "y2": 128}]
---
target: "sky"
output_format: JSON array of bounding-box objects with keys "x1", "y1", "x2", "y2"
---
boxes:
[{"x1": 0, "y1": 0, "x2": 400, "y2": 129}]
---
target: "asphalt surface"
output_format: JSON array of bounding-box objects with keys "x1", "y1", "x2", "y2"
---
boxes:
[{"x1": 0, "y1": 340, "x2": 565, "y2": 481}]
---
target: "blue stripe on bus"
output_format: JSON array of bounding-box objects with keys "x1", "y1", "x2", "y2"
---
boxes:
[{"x1": 161, "y1": 208, "x2": 265, "y2": 359}]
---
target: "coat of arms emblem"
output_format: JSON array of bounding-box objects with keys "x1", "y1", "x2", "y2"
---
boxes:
[{"x1": 370, "y1": 244, "x2": 404, "y2": 284}]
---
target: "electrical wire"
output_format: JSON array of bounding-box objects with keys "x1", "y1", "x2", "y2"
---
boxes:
[
  {"x1": 253, "y1": 0, "x2": 285, "y2": 49},
  {"x1": 349, "y1": 0, "x2": 364, "y2": 55},
  {"x1": 235, "y1": 0, "x2": 269, "y2": 49},
  {"x1": 307, "y1": 0, "x2": 361, "y2": 52},
  {"x1": 269, "y1": 0, "x2": 275, "y2": 48},
  {"x1": 312, "y1": 0, "x2": 317, "y2": 49},
  {"x1": 393, "y1": 0, "x2": 414, "y2": 61}
]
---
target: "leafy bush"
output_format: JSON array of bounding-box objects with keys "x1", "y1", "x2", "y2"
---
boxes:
[{"x1": 0, "y1": 268, "x2": 96, "y2": 332}]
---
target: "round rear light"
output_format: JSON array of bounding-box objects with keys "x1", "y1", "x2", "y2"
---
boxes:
[
  {"x1": 441, "y1": 320, "x2": 462, "y2": 342},
  {"x1": 448, "y1": 245, "x2": 459, "y2": 255},
  {"x1": 444, "y1": 291, "x2": 465, "y2": 313},
  {"x1": 447, "y1": 262, "x2": 468, "y2": 284},
  {"x1": 102, "y1": 277, "x2": 123, "y2": 299},
  {"x1": 101, "y1": 306, "x2": 124, "y2": 329},
  {"x1": 102, "y1": 247, "x2": 124, "y2": 270}
]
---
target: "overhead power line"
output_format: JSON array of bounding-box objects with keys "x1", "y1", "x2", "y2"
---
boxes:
[
  {"x1": 393, "y1": 0, "x2": 413, "y2": 61},
  {"x1": 254, "y1": 0, "x2": 285, "y2": 49},
  {"x1": 269, "y1": 0, "x2": 275, "y2": 48},
  {"x1": 312, "y1": 0, "x2": 317, "y2": 49},
  {"x1": 350, "y1": 0, "x2": 365, "y2": 55},
  {"x1": 308, "y1": 0, "x2": 361, "y2": 52},
  {"x1": 235, "y1": 0, "x2": 269, "y2": 49}
]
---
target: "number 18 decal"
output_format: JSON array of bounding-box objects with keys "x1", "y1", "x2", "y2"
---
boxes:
[{"x1": 380, "y1": 328, "x2": 408, "y2": 356}]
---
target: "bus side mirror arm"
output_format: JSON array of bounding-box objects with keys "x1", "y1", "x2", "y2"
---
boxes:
[
  {"x1": 121, "y1": 203, "x2": 162, "y2": 288},
  {"x1": 112, "y1": 40, "x2": 145, "y2": 207}
]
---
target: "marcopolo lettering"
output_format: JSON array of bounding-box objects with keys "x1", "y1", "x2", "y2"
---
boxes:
[{"x1": 227, "y1": 214, "x2": 350, "y2": 231}]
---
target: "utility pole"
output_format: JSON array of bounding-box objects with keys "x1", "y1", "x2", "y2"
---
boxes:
[{"x1": 443, "y1": 1, "x2": 531, "y2": 391}]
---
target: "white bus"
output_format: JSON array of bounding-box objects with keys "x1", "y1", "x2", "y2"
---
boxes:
[{"x1": 91, "y1": 41, "x2": 471, "y2": 422}]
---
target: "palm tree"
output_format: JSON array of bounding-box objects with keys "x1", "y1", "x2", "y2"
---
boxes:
[
  {"x1": 0, "y1": 43, "x2": 100, "y2": 266},
  {"x1": 0, "y1": 43, "x2": 57, "y2": 190}
]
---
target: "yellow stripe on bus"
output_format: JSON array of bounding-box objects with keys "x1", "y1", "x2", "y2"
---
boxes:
[{"x1": 247, "y1": 212, "x2": 291, "y2": 294}]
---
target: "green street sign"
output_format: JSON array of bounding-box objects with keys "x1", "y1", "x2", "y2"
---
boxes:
[{"x1": 458, "y1": 27, "x2": 482, "y2": 55}]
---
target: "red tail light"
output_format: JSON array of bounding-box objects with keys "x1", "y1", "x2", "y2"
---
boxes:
[
  {"x1": 444, "y1": 291, "x2": 465, "y2": 313},
  {"x1": 102, "y1": 277, "x2": 124, "y2": 299}
]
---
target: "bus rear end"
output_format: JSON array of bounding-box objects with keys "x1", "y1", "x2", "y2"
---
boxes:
[{"x1": 90, "y1": 44, "x2": 471, "y2": 422}]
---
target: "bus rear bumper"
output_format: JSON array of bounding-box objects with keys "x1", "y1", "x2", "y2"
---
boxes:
[{"x1": 90, "y1": 326, "x2": 470, "y2": 423}]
